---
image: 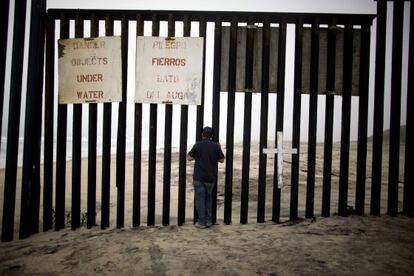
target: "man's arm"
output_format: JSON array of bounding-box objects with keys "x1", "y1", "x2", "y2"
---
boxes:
[
  {"x1": 187, "y1": 154, "x2": 194, "y2": 161},
  {"x1": 217, "y1": 142, "x2": 225, "y2": 163}
]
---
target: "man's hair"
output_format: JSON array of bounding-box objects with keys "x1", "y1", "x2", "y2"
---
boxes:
[{"x1": 202, "y1": 126, "x2": 213, "y2": 139}]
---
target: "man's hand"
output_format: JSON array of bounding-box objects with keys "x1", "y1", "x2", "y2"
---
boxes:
[{"x1": 187, "y1": 154, "x2": 194, "y2": 161}]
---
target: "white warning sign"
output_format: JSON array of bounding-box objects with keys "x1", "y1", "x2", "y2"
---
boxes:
[
  {"x1": 58, "y1": 36, "x2": 122, "y2": 104},
  {"x1": 135, "y1": 36, "x2": 204, "y2": 105}
]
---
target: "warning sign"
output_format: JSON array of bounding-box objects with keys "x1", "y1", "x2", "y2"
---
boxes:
[
  {"x1": 135, "y1": 36, "x2": 204, "y2": 105},
  {"x1": 58, "y1": 36, "x2": 122, "y2": 104}
]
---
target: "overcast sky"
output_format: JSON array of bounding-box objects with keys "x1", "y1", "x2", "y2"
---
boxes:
[{"x1": 47, "y1": 0, "x2": 376, "y2": 14}]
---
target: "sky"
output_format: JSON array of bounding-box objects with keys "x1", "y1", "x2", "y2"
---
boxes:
[{"x1": 47, "y1": 0, "x2": 376, "y2": 14}]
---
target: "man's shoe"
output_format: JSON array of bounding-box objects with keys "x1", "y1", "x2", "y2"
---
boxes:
[{"x1": 195, "y1": 223, "x2": 207, "y2": 229}]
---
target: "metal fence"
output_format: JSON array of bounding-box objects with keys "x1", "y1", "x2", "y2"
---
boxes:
[{"x1": 1, "y1": 0, "x2": 413, "y2": 242}]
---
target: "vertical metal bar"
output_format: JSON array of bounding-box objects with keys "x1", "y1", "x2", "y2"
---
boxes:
[
  {"x1": 322, "y1": 19, "x2": 337, "y2": 217},
  {"x1": 403, "y1": 1, "x2": 414, "y2": 217},
  {"x1": 196, "y1": 17, "x2": 206, "y2": 141},
  {"x1": 272, "y1": 18, "x2": 287, "y2": 223},
  {"x1": 116, "y1": 15, "x2": 128, "y2": 228},
  {"x1": 55, "y1": 12, "x2": 69, "y2": 231},
  {"x1": 71, "y1": 11, "x2": 83, "y2": 230},
  {"x1": 240, "y1": 16, "x2": 254, "y2": 225},
  {"x1": 387, "y1": 1, "x2": 404, "y2": 217},
  {"x1": 43, "y1": 15, "x2": 55, "y2": 232},
  {"x1": 338, "y1": 22, "x2": 354, "y2": 216},
  {"x1": 193, "y1": 16, "x2": 207, "y2": 224},
  {"x1": 100, "y1": 14, "x2": 111, "y2": 229},
  {"x1": 290, "y1": 19, "x2": 303, "y2": 221},
  {"x1": 133, "y1": 14, "x2": 143, "y2": 227},
  {"x1": 355, "y1": 24, "x2": 371, "y2": 216},
  {"x1": 211, "y1": 16, "x2": 222, "y2": 224},
  {"x1": 257, "y1": 17, "x2": 270, "y2": 223},
  {"x1": 224, "y1": 16, "x2": 237, "y2": 225},
  {"x1": 371, "y1": 0, "x2": 387, "y2": 216},
  {"x1": 178, "y1": 15, "x2": 190, "y2": 226},
  {"x1": 1, "y1": 0, "x2": 28, "y2": 242},
  {"x1": 162, "y1": 14, "x2": 174, "y2": 226},
  {"x1": 19, "y1": 0, "x2": 46, "y2": 239},
  {"x1": 0, "y1": 0, "x2": 10, "y2": 149},
  {"x1": 147, "y1": 14, "x2": 159, "y2": 226},
  {"x1": 87, "y1": 14, "x2": 98, "y2": 229},
  {"x1": 305, "y1": 18, "x2": 320, "y2": 219}
]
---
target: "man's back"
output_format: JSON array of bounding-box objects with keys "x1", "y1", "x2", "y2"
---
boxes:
[{"x1": 188, "y1": 139, "x2": 224, "y2": 183}]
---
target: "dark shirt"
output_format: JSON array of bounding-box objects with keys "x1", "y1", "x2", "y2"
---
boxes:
[{"x1": 188, "y1": 139, "x2": 224, "y2": 183}]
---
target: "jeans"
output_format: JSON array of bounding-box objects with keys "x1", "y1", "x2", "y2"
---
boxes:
[{"x1": 193, "y1": 180, "x2": 214, "y2": 225}]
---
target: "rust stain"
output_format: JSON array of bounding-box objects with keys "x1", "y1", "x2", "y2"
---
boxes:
[{"x1": 58, "y1": 40, "x2": 66, "y2": 58}]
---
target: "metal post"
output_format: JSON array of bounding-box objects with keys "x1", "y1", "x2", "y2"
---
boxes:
[
  {"x1": 101, "y1": 14, "x2": 112, "y2": 229},
  {"x1": 224, "y1": 16, "x2": 238, "y2": 225},
  {"x1": 387, "y1": 0, "x2": 404, "y2": 217},
  {"x1": 322, "y1": 19, "x2": 337, "y2": 217},
  {"x1": 403, "y1": 0, "x2": 414, "y2": 217},
  {"x1": 162, "y1": 14, "x2": 174, "y2": 226},
  {"x1": 19, "y1": 0, "x2": 46, "y2": 239},
  {"x1": 0, "y1": 0, "x2": 10, "y2": 149},
  {"x1": 133, "y1": 14, "x2": 144, "y2": 227},
  {"x1": 305, "y1": 18, "x2": 320, "y2": 219},
  {"x1": 211, "y1": 16, "x2": 222, "y2": 224},
  {"x1": 290, "y1": 19, "x2": 303, "y2": 221},
  {"x1": 196, "y1": 17, "x2": 207, "y2": 140},
  {"x1": 116, "y1": 15, "x2": 128, "y2": 228},
  {"x1": 43, "y1": 15, "x2": 55, "y2": 232},
  {"x1": 355, "y1": 23, "x2": 371, "y2": 216},
  {"x1": 338, "y1": 22, "x2": 354, "y2": 216},
  {"x1": 257, "y1": 17, "x2": 270, "y2": 223},
  {"x1": 71, "y1": 11, "x2": 83, "y2": 230},
  {"x1": 1, "y1": 0, "x2": 28, "y2": 242},
  {"x1": 272, "y1": 18, "x2": 287, "y2": 223},
  {"x1": 178, "y1": 15, "x2": 190, "y2": 226},
  {"x1": 87, "y1": 13, "x2": 98, "y2": 229},
  {"x1": 240, "y1": 16, "x2": 254, "y2": 224},
  {"x1": 55, "y1": 12, "x2": 69, "y2": 231},
  {"x1": 193, "y1": 16, "x2": 207, "y2": 224},
  {"x1": 370, "y1": 0, "x2": 387, "y2": 216},
  {"x1": 147, "y1": 14, "x2": 159, "y2": 226}
]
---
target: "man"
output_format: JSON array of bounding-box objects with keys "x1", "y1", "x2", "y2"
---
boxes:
[{"x1": 188, "y1": 126, "x2": 225, "y2": 228}]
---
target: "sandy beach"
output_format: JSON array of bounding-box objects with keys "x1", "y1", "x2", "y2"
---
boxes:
[
  {"x1": 1, "y1": 140, "x2": 413, "y2": 275},
  {"x1": 1, "y1": 216, "x2": 414, "y2": 275}
]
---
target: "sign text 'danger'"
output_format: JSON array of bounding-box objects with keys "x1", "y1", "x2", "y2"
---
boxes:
[{"x1": 58, "y1": 36, "x2": 122, "y2": 104}]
